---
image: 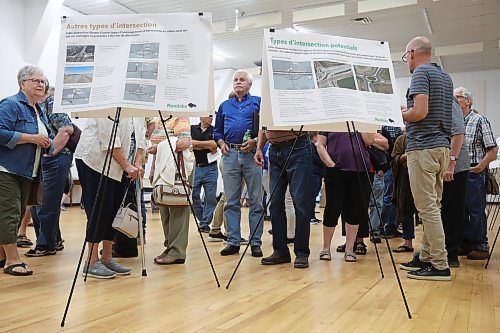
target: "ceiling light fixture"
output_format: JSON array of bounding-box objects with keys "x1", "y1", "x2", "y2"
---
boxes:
[
  {"x1": 233, "y1": 9, "x2": 244, "y2": 32},
  {"x1": 422, "y1": 8, "x2": 433, "y2": 35}
]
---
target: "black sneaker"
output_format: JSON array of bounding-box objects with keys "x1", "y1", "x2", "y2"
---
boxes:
[
  {"x1": 25, "y1": 248, "x2": 57, "y2": 257},
  {"x1": 294, "y1": 256, "x2": 309, "y2": 268},
  {"x1": 198, "y1": 225, "x2": 210, "y2": 233},
  {"x1": 208, "y1": 232, "x2": 227, "y2": 242},
  {"x1": 370, "y1": 235, "x2": 381, "y2": 244},
  {"x1": 251, "y1": 245, "x2": 263, "y2": 257},
  {"x1": 399, "y1": 255, "x2": 432, "y2": 271},
  {"x1": 220, "y1": 245, "x2": 240, "y2": 256},
  {"x1": 407, "y1": 266, "x2": 451, "y2": 281},
  {"x1": 261, "y1": 252, "x2": 291, "y2": 265}
]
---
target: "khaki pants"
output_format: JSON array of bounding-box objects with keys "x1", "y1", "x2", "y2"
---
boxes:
[
  {"x1": 159, "y1": 206, "x2": 190, "y2": 259},
  {"x1": 210, "y1": 161, "x2": 226, "y2": 234},
  {"x1": 407, "y1": 147, "x2": 449, "y2": 270},
  {"x1": 210, "y1": 192, "x2": 227, "y2": 234},
  {"x1": 0, "y1": 172, "x2": 32, "y2": 244}
]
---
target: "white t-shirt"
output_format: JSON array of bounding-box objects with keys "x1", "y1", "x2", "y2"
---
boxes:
[{"x1": 32, "y1": 115, "x2": 49, "y2": 177}]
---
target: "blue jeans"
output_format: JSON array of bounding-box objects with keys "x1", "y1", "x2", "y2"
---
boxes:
[
  {"x1": 369, "y1": 173, "x2": 384, "y2": 234},
  {"x1": 463, "y1": 170, "x2": 488, "y2": 251},
  {"x1": 31, "y1": 153, "x2": 72, "y2": 250},
  {"x1": 381, "y1": 169, "x2": 397, "y2": 234},
  {"x1": 192, "y1": 162, "x2": 218, "y2": 229},
  {"x1": 402, "y1": 212, "x2": 415, "y2": 240},
  {"x1": 269, "y1": 139, "x2": 312, "y2": 257},
  {"x1": 222, "y1": 148, "x2": 263, "y2": 246}
]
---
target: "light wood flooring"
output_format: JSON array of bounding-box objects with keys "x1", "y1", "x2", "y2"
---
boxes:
[{"x1": 0, "y1": 206, "x2": 499, "y2": 333}]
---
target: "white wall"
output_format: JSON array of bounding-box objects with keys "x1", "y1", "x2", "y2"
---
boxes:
[
  {"x1": 0, "y1": 0, "x2": 25, "y2": 95},
  {"x1": 0, "y1": 1, "x2": 80, "y2": 97},
  {"x1": 396, "y1": 69, "x2": 500, "y2": 136}
]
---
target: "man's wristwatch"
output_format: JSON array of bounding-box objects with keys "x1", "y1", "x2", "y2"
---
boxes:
[{"x1": 449, "y1": 155, "x2": 456, "y2": 161}]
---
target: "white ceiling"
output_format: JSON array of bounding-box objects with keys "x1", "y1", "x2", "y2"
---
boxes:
[{"x1": 62, "y1": 0, "x2": 500, "y2": 77}]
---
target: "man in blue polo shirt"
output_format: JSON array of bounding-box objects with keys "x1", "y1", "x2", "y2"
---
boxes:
[
  {"x1": 399, "y1": 36, "x2": 453, "y2": 281},
  {"x1": 214, "y1": 70, "x2": 264, "y2": 257}
]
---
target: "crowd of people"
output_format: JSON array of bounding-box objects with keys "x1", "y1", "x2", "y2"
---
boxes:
[{"x1": 0, "y1": 35, "x2": 497, "y2": 282}]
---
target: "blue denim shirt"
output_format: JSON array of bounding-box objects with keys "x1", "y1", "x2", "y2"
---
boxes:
[
  {"x1": 214, "y1": 93, "x2": 260, "y2": 144},
  {"x1": 0, "y1": 91, "x2": 52, "y2": 179}
]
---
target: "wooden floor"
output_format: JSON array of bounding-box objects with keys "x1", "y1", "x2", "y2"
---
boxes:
[{"x1": 1, "y1": 206, "x2": 499, "y2": 333}]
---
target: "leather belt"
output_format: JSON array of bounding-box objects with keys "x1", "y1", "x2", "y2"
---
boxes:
[
  {"x1": 227, "y1": 143, "x2": 243, "y2": 150},
  {"x1": 269, "y1": 135, "x2": 307, "y2": 148},
  {"x1": 196, "y1": 161, "x2": 217, "y2": 167}
]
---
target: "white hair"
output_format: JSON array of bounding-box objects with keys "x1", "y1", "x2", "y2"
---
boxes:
[
  {"x1": 232, "y1": 70, "x2": 253, "y2": 85},
  {"x1": 17, "y1": 65, "x2": 44, "y2": 88},
  {"x1": 454, "y1": 86, "x2": 473, "y2": 104}
]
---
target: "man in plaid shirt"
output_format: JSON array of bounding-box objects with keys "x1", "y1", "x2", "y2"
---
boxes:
[{"x1": 455, "y1": 86, "x2": 498, "y2": 260}]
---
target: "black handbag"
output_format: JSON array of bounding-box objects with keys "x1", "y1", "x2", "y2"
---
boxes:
[
  {"x1": 367, "y1": 145, "x2": 390, "y2": 172},
  {"x1": 65, "y1": 124, "x2": 82, "y2": 153}
]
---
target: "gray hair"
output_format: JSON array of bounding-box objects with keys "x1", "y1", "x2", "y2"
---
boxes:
[
  {"x1": 17, "y1": 65, "x2": 44, "y2": 88},
  {"x1": 233, "y1": 70, "x2": 253, "y2": 85},
  {"x1": 454, "y1": 86, "x2": 473, "y2": 104}
]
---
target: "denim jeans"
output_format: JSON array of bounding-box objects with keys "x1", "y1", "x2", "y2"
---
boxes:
[
  {"x1": 222, "y1": 148, "x2": 263, "y2": 246},
  {"x1": 402, "y1": 212, "x2": 415, "y2": 240},
  {"x1": 463, "y1": 170, "x2": 488, "y2": 251},
  {"x1": 381, "y1": 169, "x2": 398, "y2": 234},
  {"x1": 192, "y1": 162, "x2": 218, "y2": 229},
  {"x1": 369, "y1": 173, "x2": 384, "y2": 234},
  {"x1": 31, "y1": 153, "x2": 72, "y2": 250},
  {"x1": 269, "y1": 139, "x2": 312, "y2": 257}
]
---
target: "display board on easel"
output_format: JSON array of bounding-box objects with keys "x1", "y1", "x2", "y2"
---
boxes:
[
  {"x1": 260, "y1": 29, "x2": 403, "y2": 132},
  {"x1": 53, "y1": 13, "x2": 214, "y2": 118}
]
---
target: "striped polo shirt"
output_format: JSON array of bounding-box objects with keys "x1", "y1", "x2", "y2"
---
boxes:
[{"x1": 406, "y1": 63, "x2": 453, "y2": 152}]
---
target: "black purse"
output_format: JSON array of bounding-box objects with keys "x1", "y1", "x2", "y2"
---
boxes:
[{"x1": 367, "y1": 145, "x2": 390, "y2": 172}]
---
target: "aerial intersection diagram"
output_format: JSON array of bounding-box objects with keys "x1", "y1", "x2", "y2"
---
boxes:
[
  {"x1": 314, "y1": 61, "x2": 356, "y2": 90},
  {"x1": 271, "y1": 60, "x2": 315, "y2": 90},
  {"x1": 123, "y1": 83, "x2": 156, "y2": 103},
  {"x1": 61, "y1": 87, "x2": 91, "y2": 105},
  {"x1": 261, "y1": 29, "x2": 404, "y2": 129},
  {"x1": 66, "y1": 45, "x2": 95, "y2": 63},
  {"x1": 353, "y1": 66, "x2": 393, "y2": 94}
]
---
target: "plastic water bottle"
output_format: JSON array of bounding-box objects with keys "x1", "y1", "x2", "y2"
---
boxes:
[{"x1": 243, "y1": 129, "x2": 252, "y2": 143}]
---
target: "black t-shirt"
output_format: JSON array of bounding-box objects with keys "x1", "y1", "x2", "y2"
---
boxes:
[{"x1": 190, "y1": 124, "x2": 215, "y2": 165}]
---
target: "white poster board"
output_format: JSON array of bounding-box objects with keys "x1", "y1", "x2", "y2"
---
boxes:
[
  {"x1": 261, "y1": 29, "x2": 403, "y2": 132},
  {"x1": 54, "y1": 13, "x2": 214, "y2": 118}
]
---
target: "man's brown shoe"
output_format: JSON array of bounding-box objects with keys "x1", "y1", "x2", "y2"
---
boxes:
[{"x1": 466, "y1": 250, "x2": 489, "y2": 260}]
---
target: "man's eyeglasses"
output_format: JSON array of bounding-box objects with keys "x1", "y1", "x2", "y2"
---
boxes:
[
  {"x1": 24, "y1": 78, "x2": 46, "y2": 86},
  {"x1": 455, "y1": 95, "x2": 467, "y2": 100},
  {"x1": 402, "y1": 50, "x2": 414, "y2": 63}
]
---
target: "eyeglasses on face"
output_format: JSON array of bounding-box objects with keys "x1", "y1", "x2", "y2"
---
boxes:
[
  {"x1": 24, "y1": 78, "x2": 46, "y2": 86},
  {"x1": 401, "y1": 50, "x2": 414, "y2": 63},
  {"x1": 455, "y1": 95, "x2": 467, "y2": 100}
]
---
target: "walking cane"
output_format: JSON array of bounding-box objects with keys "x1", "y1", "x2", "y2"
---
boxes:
[{"x1": 135, "y1": 178, "x2": 147, "y2": 276}]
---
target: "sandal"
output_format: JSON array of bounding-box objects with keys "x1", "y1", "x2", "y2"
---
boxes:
[
  {"x1": 319, "y1": 250, "x2": 332, "y2": 261},
  {"x1": 3, "y1": 263, "x2": 33, "y2": 276},
  {"x1": 354, "y1": 242, "x2": 367, "y2": 255},
  {"x1": 393, "y1": 245, "x2": 414, "y2": 253},
  {"x1": 16, "y1": 235, "x2": 33, "y2": 248},
  {"x1": 344, "y1": 252, "x2": 357, "y2": 262},
  {"x1": 154, "y1": 254, "x2": 185, "y2": 265},
  {"x1": 336, "y1": 244, "x2": 346, "y2": 253}
]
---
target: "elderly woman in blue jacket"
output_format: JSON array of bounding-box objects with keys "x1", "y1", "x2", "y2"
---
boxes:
[{"x1": 0, "y1": 65, "x2": 52, "y2": 276}]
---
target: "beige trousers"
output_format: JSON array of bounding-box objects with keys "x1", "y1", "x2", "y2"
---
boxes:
[{"x1": 407, "y1": 147, "x2": 449, "y2": 270}]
